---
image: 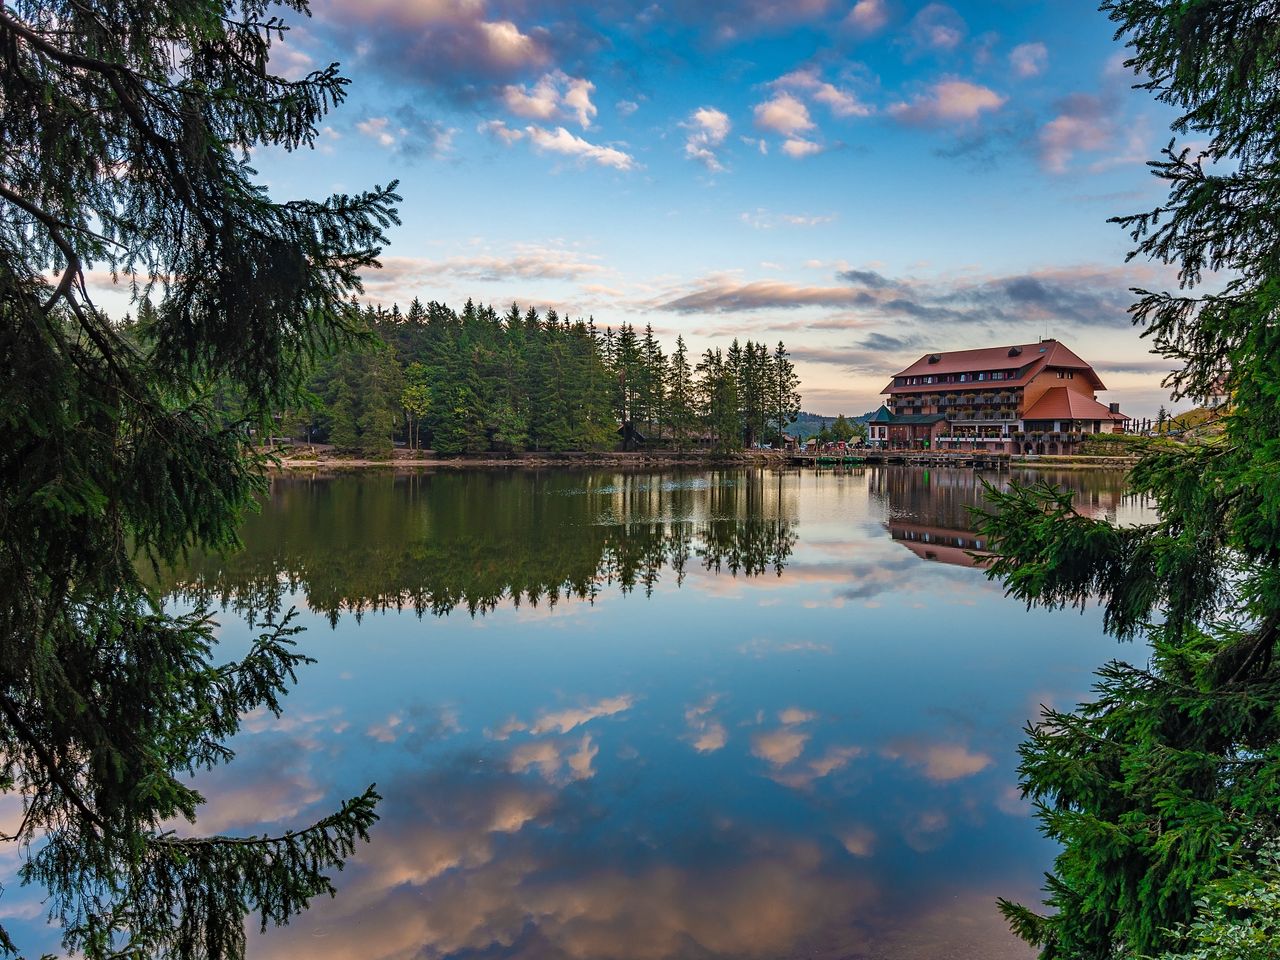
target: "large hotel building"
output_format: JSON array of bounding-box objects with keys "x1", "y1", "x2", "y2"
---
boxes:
[{"x1": 869, "y1": 338, "x2": 1128, "y2": 454}]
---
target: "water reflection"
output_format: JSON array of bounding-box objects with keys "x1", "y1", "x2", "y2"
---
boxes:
[
  {"x1": 114, "y1": 467, "x2": 1152, "y2": 959},
  {"x1": 150, "y1": 471, "x2": 798, "y2": 623},
  {"x1": 875, "y1": 467, "x2": 1133, "y2": 567}
]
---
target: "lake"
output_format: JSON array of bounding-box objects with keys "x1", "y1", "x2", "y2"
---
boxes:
[{"x1": 159, "y1": 466, "x2": 1147, "y2": 959}]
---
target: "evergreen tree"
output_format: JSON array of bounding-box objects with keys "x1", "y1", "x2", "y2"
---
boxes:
[
  {"x1": 769, "y1": 341, "x2": 802, "y2": 443},
  {"x1": 356, "y1": 345, "x2": 402, "y2": 457},
  {"x1": 326, "y1": 368, "x2": 361, "y2": 451},
  {"x1": 641, "y1": 323, "x2": 666, "y2": 441},
  {"x1": 668, "y1": 336, "x2": 697, "y2": 450},
  {"x1": 696, "y1": 348, "x2": 742, "y2": 452},
  {"x1": 0, "y1": 2, "x2": 397, "y2": 957},
  {"x1": 979, "y1": 4, "x2": 1280, "y2": 957},
  {"x1": 615, "y1": 322, "x2": 641, "y2": 426}
]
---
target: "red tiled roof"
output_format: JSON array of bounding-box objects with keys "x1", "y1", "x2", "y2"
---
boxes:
[
  {"x1": 1021, "y1": 387, "x2": 1125, "y2": 422},
  {"x1": 882, "y1": 362, "x2": 1045, "y2": 395},
  {"x1": 881, "y1": 339, "x2": 1106, "y2": 394}
]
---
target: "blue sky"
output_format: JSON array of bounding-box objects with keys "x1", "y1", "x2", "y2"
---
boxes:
[{"x1": 247, "y1": 0, "x2": 1183, "y2": 417}]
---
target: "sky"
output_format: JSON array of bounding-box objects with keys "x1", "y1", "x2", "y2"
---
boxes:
[{"x1": 244, "y1": 0, "x2": 1184, "y2": 418}]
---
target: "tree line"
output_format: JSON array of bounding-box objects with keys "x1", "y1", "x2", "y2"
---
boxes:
[{"x1": 273, "y1": 298, "x2": 802, "y2": 456}]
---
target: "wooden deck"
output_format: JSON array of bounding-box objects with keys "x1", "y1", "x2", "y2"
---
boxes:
[{"x1": 787, "y1": 450, "x2": 1011, "y2": 470}]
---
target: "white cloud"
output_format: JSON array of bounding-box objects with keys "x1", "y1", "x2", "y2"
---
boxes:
[
  {"x1": 355, "y1": 116, "x2": 398, "y2": 147},
  {"x1": 807, "y1": 744, "x2": 862, "y2": 778},
  {"x1": 525, "y1": 126, "x2": 635, "y2": 170},
  {"x1": 683, "y1": 106, "x2": 732, "y2": 171},
  {"x1": 503, "y1": 71, "x2": 598, "y2": 128},
  {"x1": 503, "y1": 75, "x2": 559, "y2": 120},
  {"x1": 478, "y1": 19, "x2": 540, "y2": 66},
  {"x1": 753, "y1": 92, "x2": 815, "y2": 136},
  {"x1": 317, "y1": 125, "x2": 341, "y2": 154},
  {"x1": 740, "y1": 209, "x2": 836, "y2": 229},
  {"x1": 529, "y1": 694, "x2": 635, "y2": 736},
  {"x1": 888, "y1": 79, "x2": 1006, "y2": 124},
  {"x1": 777, "y1": 707, "x2": 816, "y2": 725},
  {"x1": 909, "y1": 3, "x2": 967, "y2": 52},
  {"x1": 364, "y1": 247, "x2": 609, "y2": 302},
  {"x1": 683, "y1": 696, "x2": 728, "y2": 753},
  {"x1": 751, "y1": 727, "x2": 810, "y2": 766},
  {"x1": 562, "y1": 76, "x2": 598, "y2": 128},
  {"x1": 1039, "y1": 111, "x2": 1112, "y2": 173},
  {"x1": 781, "y1": 137, "x2": 823, "y2": 158},
  {"x1": 1010, "y1": 41, "x2": 1049, "y2": 78},
  {"x1": 366, "y1": 712, "x2": 405, "y2": 743},
  {"x1": 616, "y1": 99, "x2": 639, "y2": 116},
  {"x1": 772, "y1": 67, "x2": 873, "y2": 118},
  {"x1": 478, "y1": 118, "x2": 525, "y2": 144},
  {"x1": 507, "y1": 739, "x2": 562, "y2": 780},
  {"x1": 846, "y1": 0, "x2": 889, "y2": 35},
  {"x1": 356, "y1": 109, "x2": 454, "y2": 157},
  {"x1": 883, "y1": 741, "x2": 993, "y2": 781},
  {"x1": 272, "y1": 44, "x2": 314, "y2": 81},
  {"x1": 566, "y1": 734, "x2": 599, "y2": 780},
  {"x1": 508, "y1": 733, "x2": 598, "y2": 783}
]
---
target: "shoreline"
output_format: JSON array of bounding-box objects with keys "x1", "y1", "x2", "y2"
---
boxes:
[{"x1": 266, "y1": 449, "x2": 1138, "y2": 472}]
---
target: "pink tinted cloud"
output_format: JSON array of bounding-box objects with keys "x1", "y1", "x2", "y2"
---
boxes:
[
  {"x1": 1010, "y1": 41, "x2": 1049, "y2": 78},
  {"x1": 846, "y1": 0, "x2": 889, "y2": 35},
  {"x1": 908, "y1": 3, "x2": 967, "y2": 52},
  {"x1": 771, "y1": 68, "x2": 873, "y2": 119},
  {"x1": 888, "y1": 79, "x2": 1006, "y2": 124},
  {"x1": 753, "y1": 92, "x2": 815, "y2": 136}
]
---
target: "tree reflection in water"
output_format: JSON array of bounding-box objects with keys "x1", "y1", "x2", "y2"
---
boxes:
[{"x1": 148, "y1": 470, "x2": 799, "y2": 623}]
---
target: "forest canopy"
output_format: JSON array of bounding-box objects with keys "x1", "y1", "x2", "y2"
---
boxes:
[{"x1": 222, "y1": 297, "x2": 805, "y2": 456}]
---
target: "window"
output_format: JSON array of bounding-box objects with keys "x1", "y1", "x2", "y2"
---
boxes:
[
  {"x1": 959, "y1": 373, "x2": 969, "y2": 382},
  {"x1": 978, "y1": 373, "x2": 987, "y2": 381},
  {"x1": 1057, "y1": 371, "x2": 1065, "y2": 379}
]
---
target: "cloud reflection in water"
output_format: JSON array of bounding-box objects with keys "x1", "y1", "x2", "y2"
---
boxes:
[{"x1": 138, "y1": 467, "x2": 1152, "y2": 960}]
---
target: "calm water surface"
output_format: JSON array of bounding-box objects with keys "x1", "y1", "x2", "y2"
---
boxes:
[{"x1": 158, "y1": 467, "x2": 1148, "y2": 959}]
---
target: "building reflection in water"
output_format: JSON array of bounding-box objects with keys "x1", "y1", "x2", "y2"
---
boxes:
[{"x1": 872, "y1": 466, "x2": 1132, "y2": 567}]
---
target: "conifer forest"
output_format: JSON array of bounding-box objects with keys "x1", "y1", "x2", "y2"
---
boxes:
[{"x1": 240, "y1": 298, "x2": 804, "y2": 455}]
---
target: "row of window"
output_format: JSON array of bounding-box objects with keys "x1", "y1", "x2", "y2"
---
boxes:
[{"x1": 896, "y1": 369, "x2": 1019, "y2": 387}]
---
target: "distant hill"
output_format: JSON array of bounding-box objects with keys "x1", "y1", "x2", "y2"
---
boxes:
[
  {"x1": 789, "y1": 409, "x2": 885, "y2": 439},
  {"x1": 789, "y1": 412, "x2": 835, "y2": 440}
]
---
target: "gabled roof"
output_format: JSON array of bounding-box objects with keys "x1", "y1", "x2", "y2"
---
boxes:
[
  {"x1": 888, "y1": 413, "x2": 947, "y2": 425},
  {"x1": 867, "y1": 406, "x2": 895, "y2": 422},
  {"x1": 1021, "y1": 387, "x2": 1126, "y2": 422},
  {"x1": 882, "y1": 339, "x2": 1106, "y2": 394}
]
